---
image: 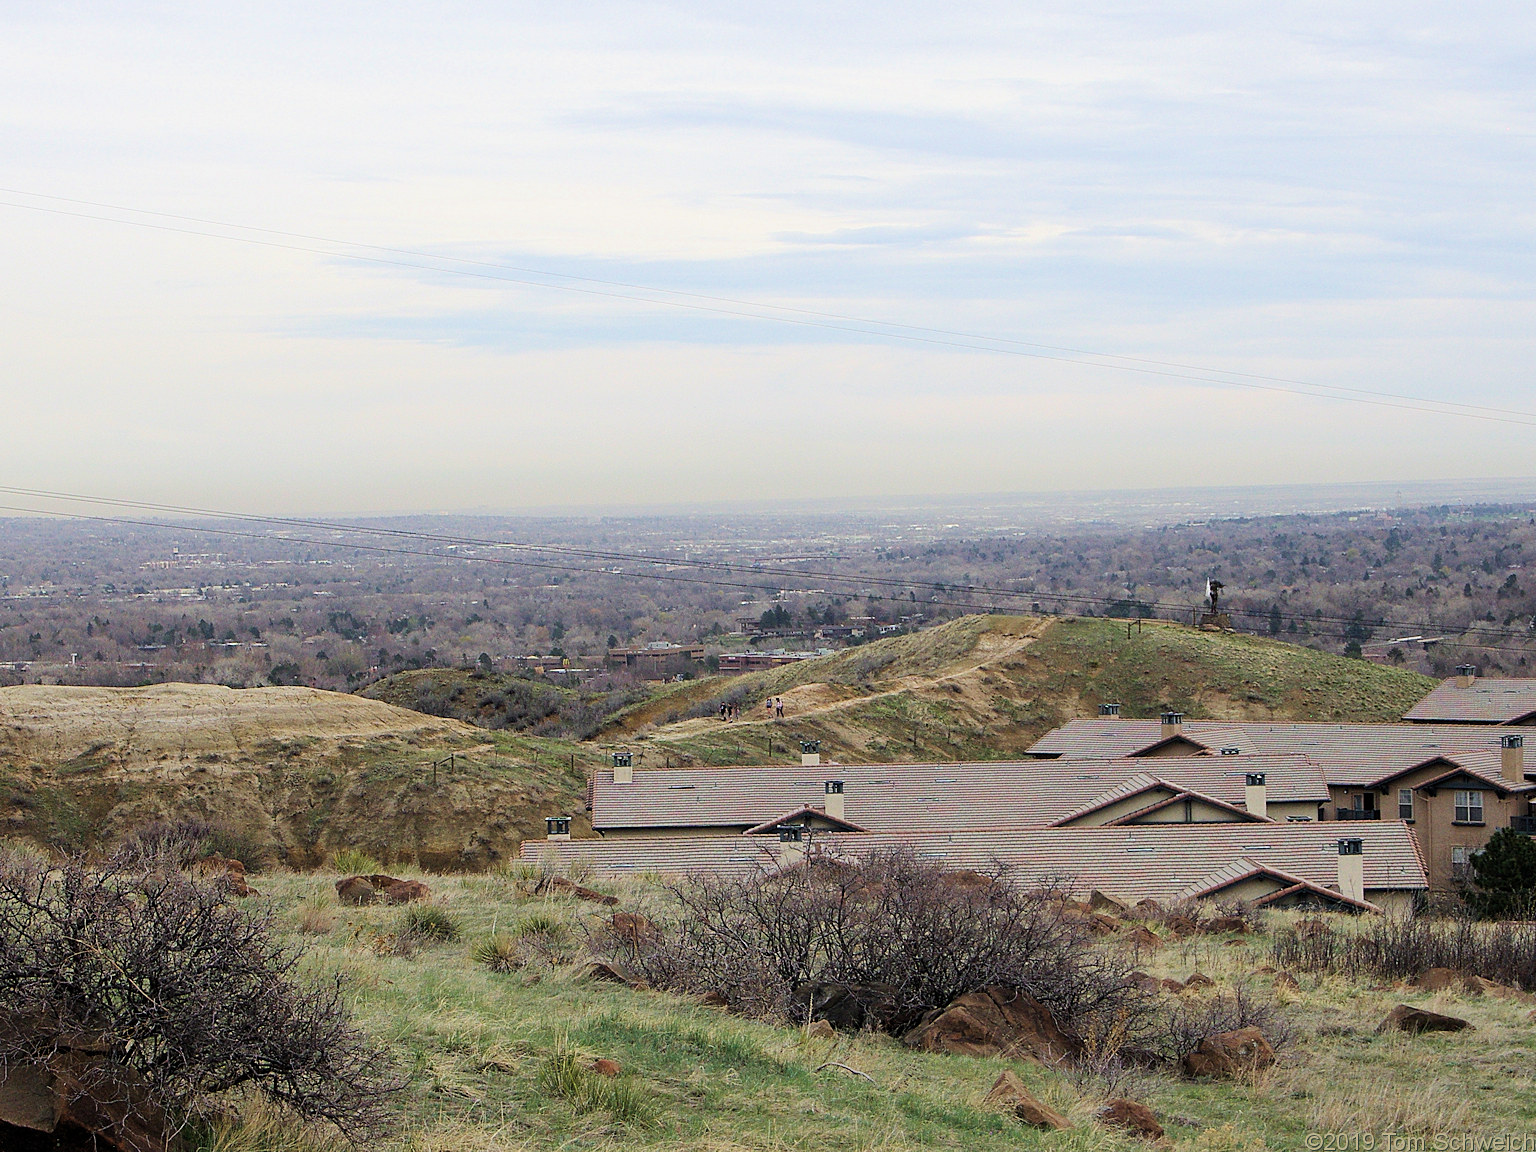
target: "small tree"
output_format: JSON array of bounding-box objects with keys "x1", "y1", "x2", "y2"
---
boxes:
[
  {"x1": 0, "y1": 848, "x2": 398, "y2": 1145},
  {"x1": 1468, "y1": 828, "x2": 1536, "y2": 919}
]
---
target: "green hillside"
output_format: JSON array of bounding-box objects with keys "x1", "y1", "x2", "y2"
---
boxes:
[{"x1": 598, "y1": 615, "x2": 1436, "y2": 768}]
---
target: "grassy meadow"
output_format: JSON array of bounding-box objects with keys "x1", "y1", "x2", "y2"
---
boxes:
[{"x1": 207, "y1": 866, "x2": 1536, "y2": 1152}]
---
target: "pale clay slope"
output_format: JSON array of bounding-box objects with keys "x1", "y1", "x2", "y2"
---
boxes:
[{"x1": 0, "y1": 682, "x2": 474, "y2": 767}]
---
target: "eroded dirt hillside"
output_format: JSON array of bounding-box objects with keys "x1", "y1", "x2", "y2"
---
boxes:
[{"x1": 0, "y1": 683, "x2": 594, "y2": 867}]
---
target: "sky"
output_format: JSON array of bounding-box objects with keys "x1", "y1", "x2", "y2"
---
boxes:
[{"x1": 1, "y1": 2, "x2": 1534, "y2": 515}]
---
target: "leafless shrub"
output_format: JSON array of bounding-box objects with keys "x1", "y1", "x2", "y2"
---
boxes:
[
  {"x1": 615, "y1": 847, "x2": 1150, "y2": 1037},
  {"x1": 1143, "y1": 980, "x2": 1295, "y2": 1065},
  {"x1": 1274, "y1": 915, "x2": 1536, "y2": 990},
  {"x1": 0, "y1": 846, "x2": 399, "y2": 1144},
  {"x1": 114, "y1": 817, "x2": 264, "y2": 871}
]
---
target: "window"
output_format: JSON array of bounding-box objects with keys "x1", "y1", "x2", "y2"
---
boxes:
[
  {"x1": 1454, "y1": 790, "x2": 1484, "y2": 824},
  {"x1": 1451, "y1": 847, "x2": 1468, "y2": 865},
  {"x1": 1398, "y1": 788, "x2": 1414, "y2": 821}
]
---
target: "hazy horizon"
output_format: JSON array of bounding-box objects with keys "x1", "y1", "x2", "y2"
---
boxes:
[{"x1": 4, "y1": 4, "x2": 1535, "y2": 515}]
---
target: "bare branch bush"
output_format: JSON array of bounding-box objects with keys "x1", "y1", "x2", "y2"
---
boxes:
[
  {"x1": 1273, "y1": 915, "x2": 1536, "y2": 990},
  {"x1": 0, "y1": 845, "x2": 399, "y2": 1145},
  {"x1": 610, "y1": 847, "x2": 1150, "y2": 1038}
]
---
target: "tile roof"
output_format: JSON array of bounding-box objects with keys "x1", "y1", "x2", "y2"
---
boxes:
[
  {"x1": 1404, "y1": 678, "x2": 1536, "y2": 724},
  {"x1": 1174, "y1": 859, "x2": 1378, "y2": 912},
  {"x1": 523, "y1": 821, "x2": 1428, "y2": 902},
  {"x1": 587, "y1": 755, "x2": 1329, "y2": 835},
  {"x1": 1025, "y1": 720, "x2": 1526, "y2": 786}
]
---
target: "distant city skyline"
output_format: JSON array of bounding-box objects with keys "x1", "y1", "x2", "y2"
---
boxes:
[{"x1": 3, "y1": 3, "x2": 1534, "y2": 515}]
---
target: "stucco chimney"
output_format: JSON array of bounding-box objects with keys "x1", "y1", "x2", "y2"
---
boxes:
[
  {"x1": 1337, "y1": 837, "x2": 1364, "y2": 904},
  {"x1": 1501, "y1": 734, "x2": 1525, "y2": 784},
  {"x1": 1245, "y1": 773, "x2": 1268, "y2": 820},
  {"x1": 1456, "y1": 664, "x2": 1477, "y2": 689},
  {"x1": 1160, "y1": 711, "x2": 1184, "y2": 739},
  {"x1": 824, "y1": 780, "x2": 845, "y2": 822},
  {"x1": 800, "y1": 740, "x2": 821, "y2": 767},
  {"x1": 1099, "y1": 703, "x2": 1121, "y2": 717},
  {"x1": 778, "y1": 826, "x2": 804, "y2": 867},
  {"x1": 612, "y1": 751, "x2": 633, "y2": 785},
  {"x1": 545, "y1": 815, "x2": 571, "y2": 841}
]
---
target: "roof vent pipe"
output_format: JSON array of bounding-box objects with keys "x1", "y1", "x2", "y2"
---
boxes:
[
  {"x1": 1245, "y1": 773, "x2": 1268, "y2": 820},
  {"x1": 1502, "y1": 734, "x2": 1525, "y2": 784},
  {"x1": 1160, "y1": 711, "x2": 1184, "y2": 739},
  {"x1": 1337, "y1": 837, "x2": 1364, "y2": 904},
  {"x1": 824, "y1": 780, "x2": 845, "y2": 822},
  {"x1": 1456, "y1": 664, "x2": 1478, "y2": 688}
]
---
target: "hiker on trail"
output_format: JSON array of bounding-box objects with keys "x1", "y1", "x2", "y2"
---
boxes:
[
  {"x1": 766, "y1": 699, "x2": 774, "y2": 718},
  {"x1": 775, "y1": 697, "x2": 784, "y2": 718},
  {"x1": 720, "y1": 703, "x2": 728, "y2": 722}
]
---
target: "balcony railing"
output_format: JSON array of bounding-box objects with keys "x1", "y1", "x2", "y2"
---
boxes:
[
  {"x1": 1511, "y1": 815, "x2": 1536, "y2": 834},
  {"x1": 1335, "y1": 808, "x2": 1381, "y2": 821}
]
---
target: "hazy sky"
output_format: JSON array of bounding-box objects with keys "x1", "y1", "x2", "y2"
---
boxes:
[{"x1": 2, "y1": 3, "x2": 1534, "y2": 515}]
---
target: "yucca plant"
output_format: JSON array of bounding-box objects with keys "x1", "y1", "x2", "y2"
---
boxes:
[
  {"x1": 329, "y1": 848, "x2": 381, "y2": 876},
  {"x1": 399, "y1": 905, "x2": 460, "y2": 943}
]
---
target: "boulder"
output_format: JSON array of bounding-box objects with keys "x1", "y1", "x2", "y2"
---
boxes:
[
  {"x1": 1161, "y1": 979, "x2": 1185, "y2": 994},
  {"x1": 610, "y1": 911, "x2": 658, "y2": 947},
  {"x1": 1015, "y1": 1096, "x2": 1073, "y2": 1130},
  {"x1": 1408, "y1": 967, "x2": 1465, "y2": 994},
  {"x1": 1182, "y1": 972, "x2": 1215, "y2": 991},
  {"x1": 380, "y1": 879, "x2": 430, "y2": 904},
  {"x1": 1375, "y1": 1005, "x2": 1473, "y2": 1035},
  {"x1": 1123, "y1": 926, "x2": 1162, "y2": 950},
  {"x1": 795, "y1": 982, "x2": 902, "y2": 1033},
  {"x1": 1097, "y1": 1098, "x2": 1165, "y2": 1141},
  {"x1": 804, "y1": 1020, "x2": 836, "y2": 1040},
  {"x1": 697, "y1": 991, "x2": 729, "y2": 1009},
  {"x1": 197, "y1": 854, "x2": 252, "y2": 897},
  {"x1": 1132, "y1": 898, "x2": 1162, "y2": 918},
  {"x1": 1204, "y1": 916, "x2": 1249, "y2": 935},
  {"x1": 944, "y1": 870, "x2": 999, "y2": 891},
  {"x1": 1125, "y1": 971, "x2": 1163, "y2": 994},
  {"x1": 1464, "y1": 976, "x2": 1534, "y2": 1003},
  {"x1": 902, "y1": 986, "x2": 1079, "y2": 1062},
  {"x1": 1181, "y1": 1027, "x2": 1276, "y2": 1079},
  {"x1": 362, "y1": 873, "x2": 409, "y2": 891},
  {"x1": 577, "y1": 960, "x2": 648, "y2": 990},
  {"x1": 1089, "y1": 889, "x2": 1130, "y2": 915},
  {"x1": 0, "y1": 1045, "x2": 167, "y2": 1152},
  {"x1": 981, "y1": 1069, "x2": 1030, "y2": 1109},
  {"x1": 548, "y1": 876, "x2": 620, "y2": 906},
  {"x1": 1165, "y1": 915, "x2": 1197, "y2": 937},
  {"x1": 335, "y1": 876, "x2": 376, "y2": 906},
  {"x1": 981, "y1": 1071, "x2": 1071, "y2": 1129},
  {"x1": 588, "y1": 1058, "x2": 621, "y2": 1078}
]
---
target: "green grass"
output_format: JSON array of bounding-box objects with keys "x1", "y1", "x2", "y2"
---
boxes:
[{"x1": 212, "y1": 870, "x2": 1536, "y2": 1152}]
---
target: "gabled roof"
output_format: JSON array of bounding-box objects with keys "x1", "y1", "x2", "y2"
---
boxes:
[
  {"x1": 1364, "y1": 751, "x2": 1530, "y2": 794},
  {"x1": 1175, "y1": 858, "x2": 1378, "y2": 912},
  {"x1": 1128, "y1": 733, "x2": 1213, "y2": 757},
  {"x1": 742, "y1": 806, "x2": 871, "y2": 835},
  {"x1": 1404, "y1": 677, "x2": 1536, "y2": 724},
  {"x1": 1411, "y1": 764, "x2": 1534, "y2": 798},
  {"x1": 1046, "y1": 773, "x2": 1271, "y2": 828},
  {"x1": 587, "y1": 754, "x2": 1330, "y2": 836},
  {"x1": 525, "y1": 821, "x2": 1430, "y2": 901},
  {"x1": 1027, "y1": 720, "x2": 1524, "y2": 787}
]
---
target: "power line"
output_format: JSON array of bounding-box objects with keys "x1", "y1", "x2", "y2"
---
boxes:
[
  {"x1": 4, "y1": 188, "x2": 1536, "y2": 428},
  {"x1": 1, "y1": 486, "x2": 1531, "y2": 652}
]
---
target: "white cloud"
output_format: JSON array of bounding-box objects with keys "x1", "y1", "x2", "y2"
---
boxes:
[{"x1": 0, "y1": 1, "x2": 1533, "y2": 512}]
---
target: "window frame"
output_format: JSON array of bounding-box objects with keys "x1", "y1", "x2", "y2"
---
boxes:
[
  {"x1": 1398, "y1": 788, "x2": 1414, "y2": 821},
  {"x1": 1453, "y1": 789, "x2": 1485, "y2": 825}
]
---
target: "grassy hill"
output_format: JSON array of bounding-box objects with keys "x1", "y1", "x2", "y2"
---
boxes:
[
  {"x1": 598, "y1": 615, "x2": 1436, "y2": 767},
  {"x1": 360, "y1": 667, "x2": 652, "y2": 740},
  {"x1": 0, "y1": 683, "x2": 605, "y2": 868},
  {"x1": 210, "y1": 868, "x2": 1536, "y2": 1151}
]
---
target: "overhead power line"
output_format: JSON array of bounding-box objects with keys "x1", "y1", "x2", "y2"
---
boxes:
[
  {"x1": 3, "y1": 188, "x2": 1536, "y2": 428},
  {"x1": 0, "y1": 485, "x2": 1531, "y2": 652}
]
